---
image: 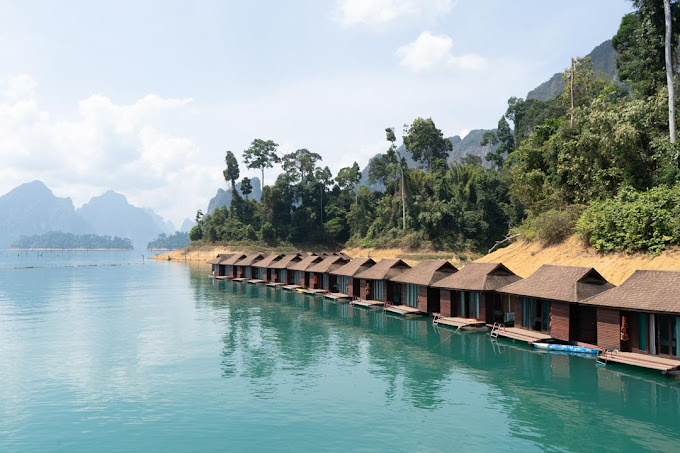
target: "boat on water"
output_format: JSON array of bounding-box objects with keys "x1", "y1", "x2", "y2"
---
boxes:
[{"x1": 530, "y1": 341, "x2": 599, "y2": 355}]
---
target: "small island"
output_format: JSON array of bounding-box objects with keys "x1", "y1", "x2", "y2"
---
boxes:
[
  {"x1": 11, "y1": 231, "x2": 133, "y2": 250},
  {"x1": 147, "y1": 231, "x2": 189, "y2": 250}
]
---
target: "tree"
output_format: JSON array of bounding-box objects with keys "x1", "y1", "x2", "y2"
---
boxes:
[
  {"x1": 243, "y1": 139, "x2": 280, "y2": 188},
  {"x1": 282, "y1": 149, "x2": 322, "y2": 184},
  {"x1": 241, "y1": 177, "x2": 253, "y2": 199},
  {"x1": 387, "y1": 127, "x2": 407, "y2": 230},
  {"x1": 335, "y1": 162, "x2": 362, "y2": 203},
  {"x1": 402, "y1": 118, "x2": 452, "y2": 172},
  {"x1": 315, "y1": 166, "x2": 333, "y2": 224},
  {"x1": 195, "y1": 209, "x2": 204, "y2": 224},
  {"x1": 664, "y1": 0, "x2": 676, "y2": 142},
  {"x1": 224, "y1": 151, "x2": 240, "y2": 192}
]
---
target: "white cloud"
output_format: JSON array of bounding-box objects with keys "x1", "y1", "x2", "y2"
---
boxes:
[
  {"x1": 397, "y1": 31, "x2": 487, "y2": 71},
  {"x1": 0, "y1": 74, "x2": 214, "y2": 225},
  {"x1": 334, "y1": 0, "x2": 454, "y2": 26}
]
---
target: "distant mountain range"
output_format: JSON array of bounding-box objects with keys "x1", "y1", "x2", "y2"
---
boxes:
[
  {"x1": 0, "y1": 181, "x2": 190, "y2": 249},
  {"x1": 207, "y1": 177, "x2": 262, "y2": 214},
  {"x1": 359, "y1": 40, "x2": 619, "y2": 187}
]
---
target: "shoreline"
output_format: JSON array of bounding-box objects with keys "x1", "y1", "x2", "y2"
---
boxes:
[{"x1": 9, "y1": 248, "x2": 134, "y2": 251}]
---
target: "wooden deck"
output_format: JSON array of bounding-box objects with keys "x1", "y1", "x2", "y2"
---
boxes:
[
  {"x1": 247, "y1": 279, "x2": 266, "y2": 284},
  {"x1": 282, "y1": 284, "x2": 303, "y2": 291},
  {"x1": 384, "y1": 305, "x2": 425, "y2": 317},
  {"x1": 324, "y1": 292, "x2": 351, "y2": 301},
  {"x1": 492, "y1": 326, "x2": 552, "y2": 343},
  {"x1": 435, "y1": 316, "x2": 488, "y2": 331},
  {"x1": 231, "y1": 277, "x2": 248, "y2": 282},
  {"x1": 600, "y1": 350, "x2": 680, "y2": 373},
  {"x1": 303, "y1": 288, "x2": 328, "y2": 296},
  {"x1": 215, "y1": 275, "x2": 231, "y2": 280},
  {"x1": 265, "y1": 282, "x2": 286, "y2": 287},
  {"x1": 351, "y1": 299, "x2": 384, "y2": 308}
]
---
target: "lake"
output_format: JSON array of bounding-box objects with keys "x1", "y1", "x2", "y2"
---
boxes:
[{"x1": 1, "y1": 250, "x2": 679, "y2": 452}]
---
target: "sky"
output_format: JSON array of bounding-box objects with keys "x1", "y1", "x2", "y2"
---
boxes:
[{"x1": 0, "y1": 0, "x2": 633, "y2": 227}]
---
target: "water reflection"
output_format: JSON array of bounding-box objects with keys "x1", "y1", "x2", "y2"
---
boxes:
[{"x1": 189, "y1": 263, "x2": 680, "y2": 451}]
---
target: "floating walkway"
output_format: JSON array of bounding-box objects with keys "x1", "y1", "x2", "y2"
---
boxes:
[
  {"x1": 266, "y1": 282, "x2": 286, "y2": 287},
  {"x1": 231, "y1": 277, "x2": 248, "y2": 282},
  {"x1": 247, "y1": 279, "x2": 266, "y2": 284},
  {"x1": 303, "y1": 288, "x2": 328, "y2": 296},
  {"x1": 490, "y1": 324, "x2": 552, "y2": 343},
  {"x1": 350, "y1": 299, "x2": 384, "y2": 309},
  {"x1": 324, "y1": 292, "x2": 351, "y2": 302},
  {"x1": 433, "y1": 315, "x2": 488, "y2": 331},
  {"x1": 282, "y1": 284, "x2": 303, "y2": 291},
  {"x1": 598, "y1": 350, "x2": 680, "y2": 375},
  {"x1": 384, "y1": 304, "x2": 425, "y2": 317}
]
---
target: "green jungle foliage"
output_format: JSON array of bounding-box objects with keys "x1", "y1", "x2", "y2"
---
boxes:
[
  {"x1": 12, "y1": 232, "x2": 133, "y2": 249},
  {"x1": 192, "y1": 1, "x2": 680, "y2": 254},
  {"x1": 147, "y1": 231, "x2": 190, "y2": 250}
]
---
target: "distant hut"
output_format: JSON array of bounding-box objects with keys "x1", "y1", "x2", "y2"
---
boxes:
[
  {"x1": 354, "y1": 259, "x2": 411, "y2": 303},
  {"x1": 269, "y1": 254, "x2": 303, "y2": 284},
  {"x1": 206, "y1": 253, "x2": 232, "y2": 276},
  {"x1": 582, "y1": 270, "x2": 680, "y2": 357},
  {"x1": 433, "y1": 262, "x2": 521, "y2": 323},
  {"x1": 329, "y1": 258, "x2": 376, "y2": 298},
  {"x1": 498, "y1": 265, "x2": 613, "y2": 343},
  {"x1": 306, "y1": 255, "x2": 352, "y2": 291},
  {"x1": 221, "y1": 253, "x2": 247, "y2": 279},
  {"x1": 252, "y1": 254, "x2": 284, "y2": 282},
  {"x1": 288, "y1": 255, "x2": 324, "y2": 288},
  {"x1": 390, "y1": 260, "x2": 458, "y2": 314},
  {"x1": 234, "y1": 253, "x2": 265, "y2": 279}
]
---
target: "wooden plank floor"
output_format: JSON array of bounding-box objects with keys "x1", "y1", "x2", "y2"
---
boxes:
[
  {"x1": 265, "y1": 282, "x2": 285, "y2": 287},
  {"x1": 325, "y1": 292, "x2": 351, "y2": 301},
  {"x1": 282, "y1": 285, "x2": 303, "y2": 291},
  {"x1": 601, "y1": 351, "x2": 680, "y2": 372},
  {"x1": 384, "y1": 305, "x2": 425, "y2": 317},
  {"x1": 303, "y1": 288, "x2": 328, "y2": 295},
  {"x1": 247, "y1": 279, "x2": 266, "y2": 284},
  {"x1": 231, "y1": 278, "x2": 248, "y2": 282},
  {"x1": 351, "y1": 299, "x2": 384, "y2": 308},
  {"x1": 493, "y1": 326, "x2": 552, "y2": 343},
  {"x1": 436, "y1": 316, "x2": 488, "y2": 330}
]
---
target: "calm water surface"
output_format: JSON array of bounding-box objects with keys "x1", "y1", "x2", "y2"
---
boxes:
[{"x1": 1, "y1": 251, "x2": 679, "y2": 452}]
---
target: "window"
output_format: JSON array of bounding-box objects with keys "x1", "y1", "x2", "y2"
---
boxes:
[
  {"x1": 406, "y1": 284, "x2": 419, "y2": 308},
  {"x1": 374, "y1": 281, "x2": 385, "y2": 301}
]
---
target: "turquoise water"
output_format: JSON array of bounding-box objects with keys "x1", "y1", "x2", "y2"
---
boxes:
[{"x1": 1, "y1": 252, "x2": 679, "y2": 452}]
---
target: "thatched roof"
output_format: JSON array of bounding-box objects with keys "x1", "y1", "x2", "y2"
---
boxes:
[
  {"x1": 582, "y1": 270, "x2": 680, "y2": 314},
  {"x1": 206, "y1": 253, "x2": 232, "y2": 265},
  {"x1": 253, "y1": 254, "x2": 284, "y2": 268},
  {"x1": 288, "y1": 254, "x2": 323, "y2": 271},
  {"x1": 433, "y1": 262, "x2": 521, "y2": 291},
  {"x1": 306, "y1": 255, "x2": 351, "y2": 273},
  {"x1": 222, "y1": 253, "x2": 247, "y2": 265},
  {"x1": 391, "y1": 260, "x2": 458, "y2": 286},
  {"x1": 354, "y1": 258, "x2": 411, "y2": 281},
  {"x1": 498, "y1": 264, "x2": 613, "y2": 303},
  {"x1": 330, "y1": 257, "x2": 376, "y2": 277},
  {"x1": 234, "y1": 253, "x2": 266, "y2": 267},
  {"x1": 269, "y1": 254, "x2": 302, "y2": 269}
]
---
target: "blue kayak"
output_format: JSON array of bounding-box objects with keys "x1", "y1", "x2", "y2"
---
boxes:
[{"x1": 531, "y1": 342, "x2": 599, "y2": 355}]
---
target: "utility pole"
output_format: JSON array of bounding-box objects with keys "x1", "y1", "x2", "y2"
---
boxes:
[{"x1": 664, "y1": 0, "x2": 676, "y2": 143}]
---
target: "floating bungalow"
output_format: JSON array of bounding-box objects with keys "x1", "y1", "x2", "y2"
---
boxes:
[
  {"x1": 234, "y1": 253, "x2": 266, "y2": 281},
  {"x1": 353, "y1": 259, "x2": 411, "y2": 308},
  {"x1": 433, "y1": 262, "x2": 521, "y2": 328},
  {"x1": 268, "y1": 254, "x2": 302, "y2": 286},
  {"x1": 252, "y1": 253, "x2": 284, "y2": 282},
  {"x1": 388, "y1": 260, "x2": 458, "y2": 316},
  {"x1": 287, "y1": 254, "x2": 324, "y2": 290},
  {"x1": 207, "y1": 253, "x2": 232, "y2": 277},
  {"x1": 497, "y1": 265, "x2": 614, "y2": 344},
  {"x1": 581, "y1": 270, "x2": 680, "y2": 374},
  {"x1": 329, "y1": 257, "x2": 376, "y2": 299},
  {"x1": 220, "y1": 253, "x2": 247, "y2": 279},
  {"x1": 305, "y1": 255, "x2": 352, "y2": 294}
]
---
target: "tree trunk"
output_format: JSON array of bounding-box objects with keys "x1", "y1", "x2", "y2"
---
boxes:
[
  {"x1": 570, "y1": 57, "x2": 575, "y2": 128},
  {"x1": 261, "y1": 168, "x2": 265, "y2": 189},
  {"x1": 400, "y1": 168, "x2": 406, "y2": 230},
  {"x1": 665, "y1": 0, "x2": 676, "y2": 143}
]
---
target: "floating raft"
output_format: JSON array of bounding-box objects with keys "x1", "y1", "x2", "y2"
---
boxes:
[
  {"x1": 351, "y1": 299, "x2": 384, "y2": 308},
  {"x1": 231, "y1": 277, "x2": 248, "y2": 282},
  {"x1": 303, "y1": 288, "x2": 328, "y2": 296},
  {"x1": 599, "y1": 350, "x2": 680, "y2": 375},
  {"x1": 247, "y1": 279, "x2": 266, "y2": 284},
  {"x1": 324, "y1": 293, "x2": 351, "y2": 301},
  {"x1": 492, "y1": 326, "x2": 552, "y2": 344},
  {"x1": 265, "y1": 282, "x2": 286, "y2": 287},
  {"x1": 214, "y1": 276, "x2": 231, "y2": 280},
  {"x1": 434, "y1": 316, "x2": 488, "y2": 331},
  {"x1": 282, "y1": 284, "x2": 303, "y2": 291},
  {"x1": 384, "y1": 305, "x2": 425, "y2": 317}
]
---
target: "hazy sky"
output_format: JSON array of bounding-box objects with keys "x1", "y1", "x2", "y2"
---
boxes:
[{"x1": 0, "y1": 0, "x2": 632, "y2": 226}]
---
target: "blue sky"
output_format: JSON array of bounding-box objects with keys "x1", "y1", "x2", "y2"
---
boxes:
[{"x1": 0, "y1": 0, "x2": 632, "y2": 225}]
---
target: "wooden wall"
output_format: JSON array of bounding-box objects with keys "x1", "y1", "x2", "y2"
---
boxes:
[
  {"x1": 440, "y1": 290, "x2": 453, "y2": 317},
  {"x1": 417, "y1": 286, "x2": 429, "y2": 312},
  {"x1": 478, "y1": 293, "x2": 487, "y2": 323},
  {"x1": 597, "y1": 308, "x2": 620, "y2": 350},
  {"x1": 360, "y1": 279, "x2": 368, "y2": 300},
  {"x1": 550, "y1": 302, "x2": 570, "y2": 341},
  {"x1": 513, "y1": 296, "x2": 522, "y2": 328}
]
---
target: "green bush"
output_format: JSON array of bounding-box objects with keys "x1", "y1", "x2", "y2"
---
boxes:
[
  {"x1": 519, "y1": 206, "x2": 583, "y2": 245},
  {"x1": 576, "y1": 185, "x2": 680, "y2": 254}
]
